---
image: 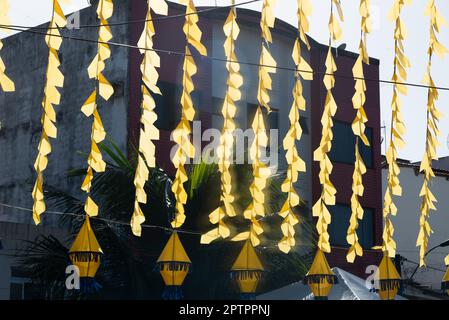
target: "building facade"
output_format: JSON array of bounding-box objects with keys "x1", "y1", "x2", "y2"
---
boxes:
[
  {"x1": 0, "y1": 1, "x2": 382, "y2": 298},
  {"x1": 383, "y1": 157, "x2": 449, "y2": 291}
]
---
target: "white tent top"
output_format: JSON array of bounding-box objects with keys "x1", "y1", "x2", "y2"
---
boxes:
[{"x1": 257, "y1": 267, "x2": 407, "y2": 300}]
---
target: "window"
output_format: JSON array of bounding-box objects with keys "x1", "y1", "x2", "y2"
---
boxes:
[
  {"x1": 329, "y1": 120, "x2": 373, "y2": 168},
  {"x1": 153, "y1": 81, "x2": 201, "y2": 131},
  {"x1": 300, "y1": 116, "x2": 309, "y2": 135},
  {"x1": 328, "y1": 203, "x2": 374, "y2": 249}
]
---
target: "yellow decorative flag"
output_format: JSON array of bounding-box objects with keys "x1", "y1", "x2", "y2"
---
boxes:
[
  {"x1": 347, "y1": 0, "x2": 371, "y2": 263},
  {"x1": 381, "y1": 0, "x2": 411, "y2": 258},
  {"x1": 201, "y1": 2, "x2": 242, "y2": 244},
  {"x1": 311, "y1": 0, "x2": 343, "y2": 254},
  {"x1": 416, "y1": 0, "x2": 448, "y2": 267},
  {"x1": 32, "y1": 0, "x2": 67, "y2": 224},
  {"x1": 231, "y1": 0, "x2": 276, "y2": 248},
  {"x1": 80, "y1": 0, "x2": 114, "y2": 218},
  {"x1": 171, "y1": 0, "x2": 207, "y2": 229},
  {"x1": 278, "y1": 0, "x2": 312, "y2": 254},
  {"x1": 0, "y1": 0, "x2": 14, "y2": 92},
  {"x1": 131, "y1": 0, "x2": 168, "y2": 237}
]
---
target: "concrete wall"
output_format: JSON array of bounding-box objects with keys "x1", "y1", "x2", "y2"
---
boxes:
[
  {"x1": 0, "y1": 2, "x2": 130, "y2": 299},
  {"x1": 383, "y1": 165, "x2": 449, "y2": 289},
  {"x1": 0, "y1": 3, "x2": 130, "y2": 225}
]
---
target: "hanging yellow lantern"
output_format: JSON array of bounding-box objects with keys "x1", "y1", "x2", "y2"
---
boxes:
[
  {"x1": 375, "y1": 253, "x2": 402, "y2": 300},
  {"x1": 68, "y1": 216, "x2": 103, "y2": 291},
  {"x1": 442, "y1": 266, "x2": 449, "y2": 296},
  {"x1": 157, "y1": 232, "x2": 191, "y2": 300},
  {"x1": 230, "y1": 240, "x2": 264, "y2": 299},
  {"x1": 303, "y1": 250, "x2": 338, "y2": 300}
]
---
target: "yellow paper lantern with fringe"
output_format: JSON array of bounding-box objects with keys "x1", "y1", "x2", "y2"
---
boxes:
[
  {"x1": 375, "y1": 253, "x2": 402, "y2": 300},
  {"x1": 442, "y1": 266, "x2": 449, "y2": 296},
  {"x1": 68, "y1": 216, "x2": 103, "y2": 291},
  {"x1": 303, "y1": 250, "x2": 338, "y2": 300},
  {"x1": 157, "y1": 232, "x2": 191, "y2": 300},
  {"x1": 231, "y1": 240, "x2": 264, "y2": 299}
]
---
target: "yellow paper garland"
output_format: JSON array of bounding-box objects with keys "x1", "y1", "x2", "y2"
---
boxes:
[
  {"x1": 201, "y1": 2, "x2": 242, "y2": 244},
  {"x1": 312, "y1": 0, "x2": 343, "y2": 254},
  {"x1": 416, "y1": 0, "x2": 448, "y2": 267},
  {"x1": 346, "y1": 0, "x2": 371, "y2": 263},
  {"x1": 0, "y1": 0, "x2": 14, "y2": 92},
  {"x1": 32, "y1": 0, "x2": 67, "y2": 224},
  {"x1": 131, "y1": 0, "x2": 168, "y2": 237},
  {"x1": 231, "y1": 0, "x2": 276, "y2": 247},
  {"x1": 278, "y1": 0, "x2": 312, "y2": 254},
  {"x1": 170, "y1": 0, "x2": 207, "y2": 229},
  {"x1": 381, "y1": 0, "x2": 411, "y2": 258},
  {"x1": 79, "y1": 0, "x2": 114, "y2": 218}
]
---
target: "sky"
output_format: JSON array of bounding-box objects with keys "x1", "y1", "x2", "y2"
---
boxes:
[{"x1": 2, "y1": 0, "x2": 449, "y2": 161}]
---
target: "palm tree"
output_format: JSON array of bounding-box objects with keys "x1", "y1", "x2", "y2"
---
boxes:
[{"x1": 19, "y1": 140, "x2": 315, "y2": 299}]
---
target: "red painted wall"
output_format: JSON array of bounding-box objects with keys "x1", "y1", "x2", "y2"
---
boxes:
[{"x1": 310, "y1": 46, "x2": 383, "y2": 278}]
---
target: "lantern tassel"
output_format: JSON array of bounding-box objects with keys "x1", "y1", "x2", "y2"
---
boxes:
[
  {"x1": 230, "y1": 270, "x2": 263, "y2": 280},
  {"x1": 157, "y1": 261, "x2": 191, "y2": 273},
  {"x1": 69, "y1": 252, "x2": 101, "y2": 263},
  {"x1": 302, "y1": 274, "x2": 338, "y2": 285},
  {"x1": 162, "y1": 286, "x2": 183, "y2": 300},
  {"x1": 377, "y1": 279, "x2": 402, "y2": 292}
]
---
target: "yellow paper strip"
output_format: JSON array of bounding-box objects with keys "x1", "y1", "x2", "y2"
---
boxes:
[
  {"x1": 381, "y1": 0, "x2": 411, "y2": 258},
  {"x1": 131, "y1": 0, "x2": 168, "y2": 237},
  {"x1": 278, "y1": 0, "x2": 312, "y2": 254},
  {"x1": 80, "y1": 0, "x2": 114, "y2": 218},
  {"x1": 416, "y1": 0, "x2": 448, "y2": 267},
  {"x1": 232, "y1": 0, "x2": 277, "y2": 247},
  {"x1": 201, "y1": 3, "x2": 241, "y2": 244},
  {"x1": 311, "y1": 0, "x2": 343, "y2": 254},
  {"x1": 171, "y1": 0, "x2": 207, "y2": 229},
  {"x1": 346, "y1": 0, "x2": 371, "y2": 263},
  {"x1": 32, "y1": 0, "x2": 67, "y2": 224},
  {"x1": 0, "y1": 0, "x2": 14, "y2": 92}
]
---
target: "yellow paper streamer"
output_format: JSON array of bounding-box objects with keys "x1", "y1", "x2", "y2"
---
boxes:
[
  {"x1": 171, "y1": 0, "x2": 207, "y2": 229},
  {"x1": 201, "y1": 3, "x2": 241, "y2": 244},
  {"x1": 381, "y1": 0, "x2": 411, "y2": 258},
  {"x1": 80, "y1": 0, "x2": 114, "y2": 218},
  {"x1": 0, "y1": 0, "x2": 14, "y2": 92},
  {"x1": 32, "y1": 0, "x2": 67, "y2": 224},
  {"x1": 416, "y1": 0, "x2": 448, "y2": 267},
  {"x1": 130, "y1": 0, "x2": 168, "y2": 237},
  {"x1": 278, "y1": 0, "x2": 312, "y2": 254},
  {"x1": 311, "y1": 0, "x2": 343, "y2": 254},
  {"x1": 231, "y1": 0, "x2": 276, "y2": 247},
  {"x1": 346, "y1": 0, "x2": 371, "y2": 263}
]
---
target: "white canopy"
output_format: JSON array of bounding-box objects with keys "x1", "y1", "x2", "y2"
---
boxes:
[{"x1": 257, "y1": 267, "x2": 407, "y2": 300}]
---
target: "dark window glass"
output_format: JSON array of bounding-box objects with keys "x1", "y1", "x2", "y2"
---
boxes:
[
  {"x1": 300, "y1": 116, "x2": 309, "y2": 135},
  {"x1": 329, "y1": 120, "x2": 373, "y2": 168},
  {"x1": 328, "y1": 203, "x2": 374, "y2": 249},
  {"x1": 153, "y1": 81, "x2": 201, "y2": 131}
]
